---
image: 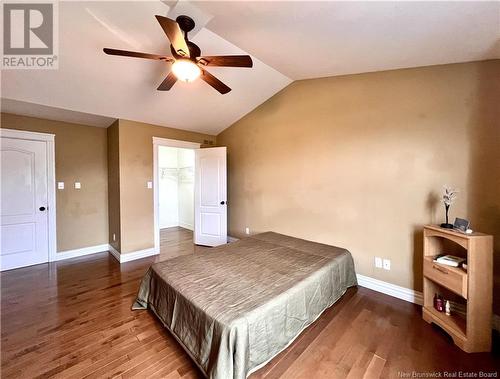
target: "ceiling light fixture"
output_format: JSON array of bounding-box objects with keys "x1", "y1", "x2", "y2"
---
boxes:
[
  {"x1": 171, "y1": 59, "x2": 201, "y2": 83},
  {"x1": 103, "y1": 14, "x2": 253, "y2": 93}
]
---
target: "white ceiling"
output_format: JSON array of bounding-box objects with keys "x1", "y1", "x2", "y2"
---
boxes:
[
  {"x1": 2, "y1": 1, "x2": 498, "y2": 134},
  {"x1": 195, "y1": 1, "x2": 500, "y2": 80},
  {"x1": 1, "y1": 98, "x2": 115, "y2": 127},
  {"x1": 1, "y1": 1, "x2": 291, "y2": 135}
]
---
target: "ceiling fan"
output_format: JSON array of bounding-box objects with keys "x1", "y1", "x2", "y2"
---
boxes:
[{"x1": 103, "y1": 15, "x2": 253, "y2": 94}]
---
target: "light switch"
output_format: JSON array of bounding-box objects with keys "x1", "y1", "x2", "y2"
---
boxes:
[
  {"x1": 75, "y1": 182, "x2": 81, "y2": 189},
  {"x1": 57, "y1": 182, "x2": 64, "y2": 190},
  {"x1": 147, "y1": 181, "x2": 153, "y2": 189}
]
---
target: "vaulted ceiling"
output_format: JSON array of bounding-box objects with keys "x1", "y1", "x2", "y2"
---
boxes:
[
  {"x1": 195, "y1": 1, "x2": 500, "y2": 80},
  {"x1": 2, "y1": 1, "x2": 499, "y2": 134}
]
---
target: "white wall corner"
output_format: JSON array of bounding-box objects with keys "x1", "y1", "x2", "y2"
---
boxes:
[
  {"x1": 120, "y1": 248, "x2": 158, "y2": 263},
  {"x1": 108, "y1": 244, "x2": 121, "y2": 262},
  {"x1": 56, "y1": 244, "x2": 110, "y2": 261},
  {"x1": 179, "y1": 222, "x2": 194, "y2": 231},
  {"x1": 109, "y1": 245, "x2": 158, "y2": 263}
]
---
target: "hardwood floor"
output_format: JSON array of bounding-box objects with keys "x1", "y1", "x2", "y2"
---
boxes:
[
  {"x1": 1, "y1": 227, "x2": 498, "y2": 378},
  {"x1": 158, "y1": 227, "x2": 210, "y2": 260}
]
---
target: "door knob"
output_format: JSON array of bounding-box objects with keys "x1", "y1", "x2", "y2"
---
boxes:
[
  {"x1": 220, "y1": 201, "x2": 225, "y2": 205},
  {"x1": 39, "y1": 206, "x2": 46, "y2": 211}
]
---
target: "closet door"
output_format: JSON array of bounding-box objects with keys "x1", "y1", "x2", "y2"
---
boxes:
[
  {"x1": 194, "y1": 147, "x2": 227, "y2": 246},
  {"x1": 1, "y1": 137, "x2": 49, "y2": 270}
]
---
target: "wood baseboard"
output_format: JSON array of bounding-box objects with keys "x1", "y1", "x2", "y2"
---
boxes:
[
  {"x1": 108, "y1": 244, "x2": 121, "y2": 262},
  {"x1": 356, "y1": 274, "x2": 424, "y2": 305},
  {"x1": 56, "y1": 244, "x2": 109, "y2": 261},
  {"x1": 107, "y1": 244, "x2": 158, "y2": 263}
]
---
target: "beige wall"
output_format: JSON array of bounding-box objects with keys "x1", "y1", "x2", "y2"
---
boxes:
[
  {"x1": 217, "y1": 61, "x2": 500, "y2": 302},
  {"x1": 465, "y1": 61, "x2": 500, "y2": 314},
  {"x1": 116, "y1": 119, "x2": 215, "y2": 253},
  {"x1": 1, "y1": 113, "x2": 109, "y2": 252},
  {"x1": 107, "y1": 120, "x2": 121, "y2": 252}
]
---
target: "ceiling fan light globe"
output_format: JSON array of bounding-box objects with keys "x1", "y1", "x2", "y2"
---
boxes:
[{"x1": 172, "y1": 59, "x2": 201, "y2": 83}]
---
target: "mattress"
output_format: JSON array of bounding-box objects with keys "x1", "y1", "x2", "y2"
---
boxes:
[{"x1": 133, "y1": 232, "x2": 357, "y2": 379}]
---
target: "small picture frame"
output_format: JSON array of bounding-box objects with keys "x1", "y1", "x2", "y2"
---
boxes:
[{"x1": 453, "y1": 218, "x2": 470, "y2": 232}]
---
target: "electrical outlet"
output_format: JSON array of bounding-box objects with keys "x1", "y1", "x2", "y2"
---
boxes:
[
  {"x1": 383, "y1": 259, "x2": 391, "y2": 270},
  {"x1": 245, "y1": 227, "x2": 250, "y2": 235},
  {"x1": 112, "y1": 233, "x2": 116, "y2": 242},
  {"x1": 374, "y1": 257, "x2": 382, "y2": 268},
  {"x1": 57, "y1": 182, "x2": 64, "y2": 190},
  {"x1": 147, "y1": 181, "x2": 153, "y2": 189},
  {"x1": 74, "y1": 182, "x2": 81, "y2": 189}
]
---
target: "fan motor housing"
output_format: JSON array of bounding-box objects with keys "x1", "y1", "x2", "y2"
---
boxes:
[
  {"x1": 176, "y1": 15, "x2": 195, "y2": 33},
  {"x1": 170, "y1": 41, "x2": 201, "y2": 60},
  {"x1": 171, "y1": 15, "x2": 200, "y2": 59}
]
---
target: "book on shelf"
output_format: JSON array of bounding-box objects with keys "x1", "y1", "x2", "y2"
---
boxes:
[{"x1": 433, "y1": 254, "x2": 466, "y2": 268}]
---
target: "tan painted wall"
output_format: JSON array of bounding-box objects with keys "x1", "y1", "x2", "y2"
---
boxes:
[
  {"x1": 1, "y1": 113, "x2": 109, "y2": 252},
  {"x1": 117, "y1": 119, "x2": 215, "y2": 254},
  {"x1": 217, "y1": 61, "x2": 500, "y2": 301},
  {"x1": 107, "y1": 120, "x2": 121, "y2": 252},
  {"x1": 465, "y1": 61, "x2": 500, "y2": 314}
]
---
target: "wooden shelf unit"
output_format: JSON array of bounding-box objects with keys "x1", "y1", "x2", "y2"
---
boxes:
[{"x1": 422, "y1": 225, "x2": 493, "y2": 353}]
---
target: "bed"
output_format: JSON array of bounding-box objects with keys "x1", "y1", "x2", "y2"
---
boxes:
[{"x1": 133, "y1": 232, "x2": 357, "y2": 379}]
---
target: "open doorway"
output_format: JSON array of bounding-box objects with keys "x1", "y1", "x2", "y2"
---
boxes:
[
  {"x1": 153, "y1": 137, "x2": 228, "y2": 257},
  {"x1": 158, "y1": 146, "x2": 194, "y2": 231},
  {"x1": 153, "y1": 138, "x2": 200, "y2": 256}
]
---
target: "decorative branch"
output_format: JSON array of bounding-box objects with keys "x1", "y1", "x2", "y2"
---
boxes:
[
  {"x1": 442, "y1": 185, "x2": 458, "y2": 206},
  {"x1": 441, "y1": 185, "x2": 459, "y2": 227}
]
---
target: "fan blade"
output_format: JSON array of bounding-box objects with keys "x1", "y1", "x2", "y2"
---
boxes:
[
  {"x1": 198, "y1": 55, "x2": 253, "y2": 68},
  {"x1": 155, "y1": 15, "x2": 190, "y2": 58},
  {"x1": 200, "y1": 69, "x2": 231, "y2": 94},
  {"x1": 103, "y1": 48, "x2": 173, "y2": 62},
  {"x1": 157, "y1": 72, "x2": 178, "y2": 91}
]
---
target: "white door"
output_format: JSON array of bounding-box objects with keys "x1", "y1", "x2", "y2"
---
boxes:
[
  {"x1": 194, "y1": 147, "x2": 227, "y2": 246},
  {"x1": 1, "y1": 137, "x2": 49, "y2": 271}
]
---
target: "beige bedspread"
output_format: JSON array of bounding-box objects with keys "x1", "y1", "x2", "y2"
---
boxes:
[{"x1": 133, "y1": 232, "x2": 357, "y2": 379}]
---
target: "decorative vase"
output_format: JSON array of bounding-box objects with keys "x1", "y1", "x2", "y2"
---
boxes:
[{"x1": 440, "y1": 203, "x2": 454, "y2": 229}]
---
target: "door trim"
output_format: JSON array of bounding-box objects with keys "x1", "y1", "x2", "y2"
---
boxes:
[
  {"x1": 152, "y1": 137, "x2": 200, "y2": 254},
  {"x1": 1, "y1": 128, "x2": 57, "y2": 263}
]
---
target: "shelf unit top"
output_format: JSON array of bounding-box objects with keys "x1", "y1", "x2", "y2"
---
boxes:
[{"x1": 424, "y1": 225, "x2": 491, "y2": 239}]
